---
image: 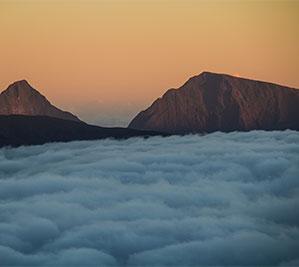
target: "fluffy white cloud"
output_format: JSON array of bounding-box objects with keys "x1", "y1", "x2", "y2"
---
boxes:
[{"x1": 0, "y1": 130, "x2": 299, "y2": 266}]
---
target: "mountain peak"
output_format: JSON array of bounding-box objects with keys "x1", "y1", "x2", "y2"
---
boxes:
[
  {"x1": 186, "y1": 71, "x2": 231, "y2": 84},
  {"x1": 4, "y1": 79, "x2": 40, "y2": 97},
  {"x1": 14, "y1": 79, "x2": 30, "y2": 85},
  {"x1": 198, "y1": 71, "x2": 235, "y2": 79},
  {"x1": 0, "y1": 80, "x2": 81, "y2": 122},
  {"x1": 200, "y1": 71, "x2": 217, "y2": 76},
  {"x1": 129, "y1": 73, "x2": 299, "y2": 133},
  {"x1": 9, "y1": 79, "x2": 33, "y2": 89}
]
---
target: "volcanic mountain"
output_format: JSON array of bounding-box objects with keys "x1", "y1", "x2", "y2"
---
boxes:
[
  {"x1": 0, "y1": 80, "x2": 80, "y2": 121},
  {"x1": 129, "y1": 72, "x2": 299, "y2": 133}
]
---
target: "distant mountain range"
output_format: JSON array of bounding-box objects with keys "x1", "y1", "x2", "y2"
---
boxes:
[
  {"x1": 1, "y1": 73, "x2": 298, "y2": 147},
  {"x1": 129, "y1": 72, "x2": 299, "y2": 133},
  {"x1": 0, "y1": 80, "x2": 80, "y2": 122}
]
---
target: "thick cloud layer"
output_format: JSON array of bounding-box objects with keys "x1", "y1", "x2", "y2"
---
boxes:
[{"x1": 0, "y1": 131, "x2": 299, "y2": 266}]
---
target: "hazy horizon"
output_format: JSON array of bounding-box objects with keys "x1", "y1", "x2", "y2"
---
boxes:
[{"x1": 1, "y1": 0, "x2": 299, "y2": 126}]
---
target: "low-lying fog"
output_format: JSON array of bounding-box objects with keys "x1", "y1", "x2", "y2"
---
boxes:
[{"x1": 0, "y1": 131, "x2": 299, "y2": 266}]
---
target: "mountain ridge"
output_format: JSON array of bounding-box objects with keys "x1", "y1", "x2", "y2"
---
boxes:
[
  {"x1": 185, "y1": 72, "x2": 299, "y2": 90},
  {"x1": 129, "y1": 72, "x2": 299, "y2": 133},
  {"x1": 0, "y1": 115, "x2": 164, "y2": 148}
]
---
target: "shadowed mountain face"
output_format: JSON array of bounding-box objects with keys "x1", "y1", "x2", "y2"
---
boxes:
[
  {"x1": 129, "y1": 72, "x2": 299, "y2": 133},
  {"x1": 0, "y1": 115, "x2": 163, "y2": 147},
  {"x1": 0, "y1": 80, "x2": 80, "y2": 122}
]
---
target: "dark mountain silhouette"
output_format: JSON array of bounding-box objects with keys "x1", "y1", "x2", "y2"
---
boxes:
[
  {"x1": 0, "y1": 80, "x2": 80, "y2": 122},
  {"x1": 0, "y1": 115, "x2": 163, "y2": 148},
  {"x1": 129, "y1": 72, "x2": 299, "y2": 133}
]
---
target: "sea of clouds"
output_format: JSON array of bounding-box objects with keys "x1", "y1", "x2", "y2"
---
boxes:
[{"x1": 0, "y1": 130, "x2": 299, "y2": 266}]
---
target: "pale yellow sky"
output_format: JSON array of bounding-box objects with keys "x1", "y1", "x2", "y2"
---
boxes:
[{"x1": 0, "y1": 0, "x2": 298, "y2": 125}]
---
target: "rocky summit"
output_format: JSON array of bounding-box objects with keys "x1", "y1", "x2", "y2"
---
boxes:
[
  {"x1": 129, "y1": 72, "x2": 299, "y2": 134},
  {"x1": 0, "y1": 80, "x2": 80, "y2": 122}
]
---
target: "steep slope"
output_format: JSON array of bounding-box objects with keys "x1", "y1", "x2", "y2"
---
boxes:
[
  {"x1": 129, "y1": 72, "x2": 299, "y2": 133},
  {"x1": 0, "y1": 115, "x2": 163, "y2": 147},
  {"x1": 0, "y1": 80, "x2": 80, "y2": 122}
]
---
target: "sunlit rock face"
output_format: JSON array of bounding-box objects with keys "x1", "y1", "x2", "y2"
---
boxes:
[
  {"x1": 129, "y1": 72, "x2": 299, "y2": 133},
  {"x1": 0, "y1": 80, "x2": 80, "y2": 122}
]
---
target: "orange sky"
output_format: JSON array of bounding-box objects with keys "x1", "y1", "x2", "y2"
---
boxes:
[{"x1": 0, "y1": 0, "x2": 298, "y2": 126}]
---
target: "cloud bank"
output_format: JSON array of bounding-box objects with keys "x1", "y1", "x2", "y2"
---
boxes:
[{"x1": 0, "y1": 131, "x2": 299, "y2": 266}]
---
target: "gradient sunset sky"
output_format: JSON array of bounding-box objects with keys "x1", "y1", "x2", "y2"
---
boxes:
[{"x1": 1, "y1": 0, "x2": 298, "y2": 126}]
